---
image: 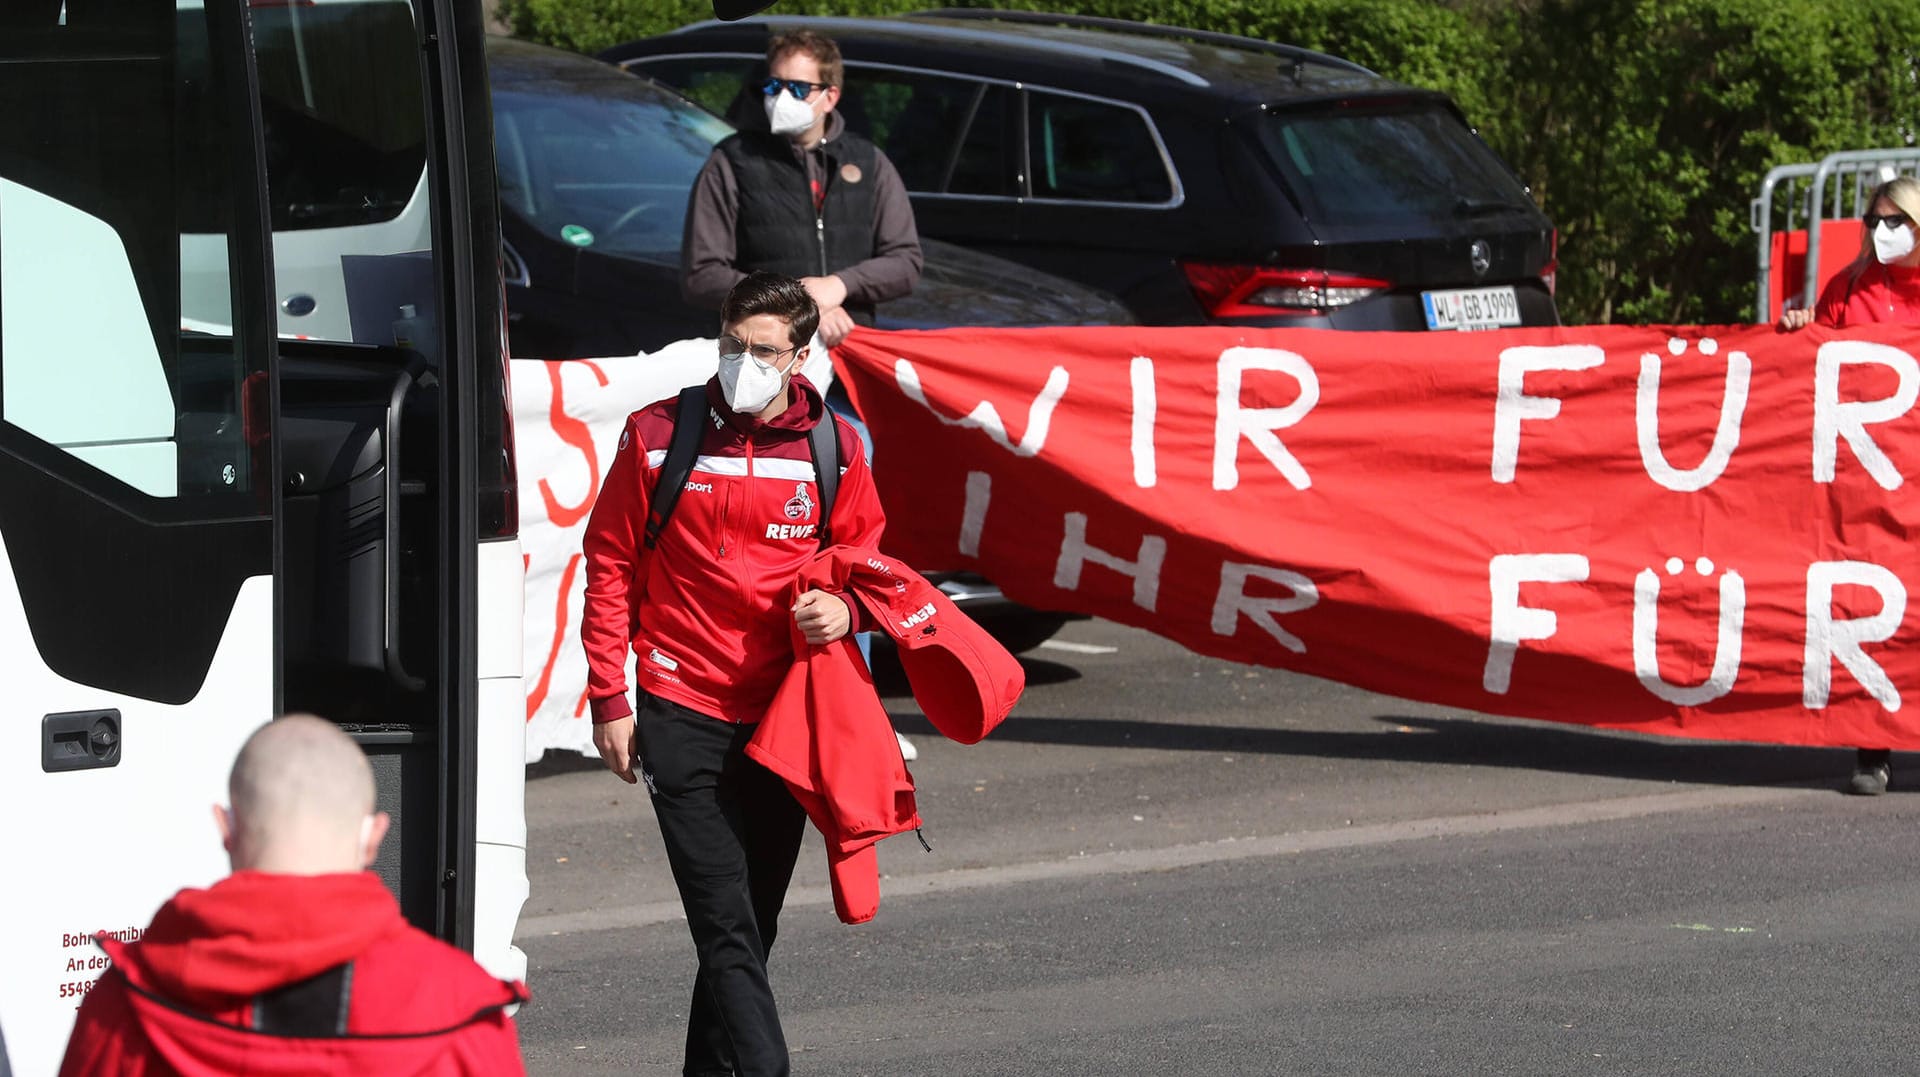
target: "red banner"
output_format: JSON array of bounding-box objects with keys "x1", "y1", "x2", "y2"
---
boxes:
[{"x1": 835, "y1": 324, "x2": 1920, "y2": 749}]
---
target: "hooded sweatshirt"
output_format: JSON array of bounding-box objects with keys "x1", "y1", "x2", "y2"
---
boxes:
[
  {"x1": 580, "y1": 374, "x2": 886, "y2": 725},
  {"x1": 58, "y1": 871, "x2": 527, "y2": 1076}
]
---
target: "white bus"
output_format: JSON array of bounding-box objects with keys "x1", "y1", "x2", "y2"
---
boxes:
[{"x1": 0, "y1": 1, "x2": 526, "y2": 1072}]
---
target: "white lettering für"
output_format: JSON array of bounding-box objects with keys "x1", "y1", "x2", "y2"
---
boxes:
[
  {"x1": 1636, "y1": 342, "x2": 1750, "y2": 492},
  {"x1": 1632, "y1": 558, "x2": 1744, "y2": 706},
  {"x1": 1491, "y1": 345, "x2": 1606, "y2": 483},
  {"x1": 1484, "y1": 553, "x2": 1590, "y2": 694},
  {"x1": 1813, "y1": 341, "x2": 1918, "y2": 490},
  {"x1": 1805, "y1": 560, "x2": 1907, "y2": 712}
]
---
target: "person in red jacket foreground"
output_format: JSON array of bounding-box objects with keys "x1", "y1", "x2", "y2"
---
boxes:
[
  {"x1": 58, "y1": 714, "x2": 528, "y2": 1076},
  {"x1": 581, "y1": 271, "x2": 886, "y2": 1077},
  {"x1": 1778, "y1": 175, "x2": 1920, "y2": 795}
]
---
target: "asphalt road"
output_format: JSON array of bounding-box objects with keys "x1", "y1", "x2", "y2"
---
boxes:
[{"x1": 515, "y1": 618, "x2": 1920, "y2": 1076}]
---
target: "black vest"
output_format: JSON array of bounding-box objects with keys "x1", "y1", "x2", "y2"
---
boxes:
[{"x1": 719, "y1": 130, "x2": 882, "y2": 325}]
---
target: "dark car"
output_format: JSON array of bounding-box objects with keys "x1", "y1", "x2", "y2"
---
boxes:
[
  {"x1": 486, "y1": 34, "x2": 1131, "y2": 359},
  {"x1": 601, "y1": 11, "x2": 1560, "y2": 332}
]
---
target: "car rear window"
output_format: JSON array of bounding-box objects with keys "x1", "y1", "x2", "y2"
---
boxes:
[{"x1": 1254, "y1": 102, "x2": 1538, "y2": 235}]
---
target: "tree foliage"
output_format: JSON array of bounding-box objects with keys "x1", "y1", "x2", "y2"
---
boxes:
[{"x1": 500, "y1": 0, "x2": 1920, "y2": 324}]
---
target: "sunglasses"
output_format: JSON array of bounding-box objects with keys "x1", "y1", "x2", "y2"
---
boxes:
[
  {"x1": 760, "y1": 77, "x2": 827, "y2": 100},
  {"x1": 1864, "y1": 212, "x2": 1912, "y2": 230},
  {"x1": 719, "y1": 336, "x2": 799, "y2": 364}
]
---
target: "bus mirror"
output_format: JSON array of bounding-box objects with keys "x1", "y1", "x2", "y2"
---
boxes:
[{"x1": 711, "y1": 0, "x2": 780, "y2": 20}]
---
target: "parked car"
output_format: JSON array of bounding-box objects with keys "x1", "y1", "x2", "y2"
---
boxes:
[
  {"x1": 486, "y1": 34, "x2": 1131, "y2": 359},
  {"x1": 601, "y1": 11, "x2": 1560, "y2": 332}
]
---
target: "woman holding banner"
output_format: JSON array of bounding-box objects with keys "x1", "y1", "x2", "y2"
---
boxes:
[
  {"x1": 1778, "y1": 176, "x2": 1920, "y2": 332},
  {"x1": 1780, "y1": 176, "x2": 1920, "y2": 793}
]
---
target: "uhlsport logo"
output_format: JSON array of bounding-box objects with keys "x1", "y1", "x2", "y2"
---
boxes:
[{"x1": 783, "y1": 482, "x2": 814, "y2": 520}]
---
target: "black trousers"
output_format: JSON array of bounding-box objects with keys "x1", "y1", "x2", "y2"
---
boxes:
[{"x1": 633, "y1": 693, "x2": 808, "y2": 1077}]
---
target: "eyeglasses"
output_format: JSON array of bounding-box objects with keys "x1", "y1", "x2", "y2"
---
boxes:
[
  {"x1": 1864, "y1": 212, "x2": 1912, "y2": 230},
  {"x1": 720, "y1": 336, "x2": 799, "y2": 364},
  {"x1": 760, "y1": 77, "x2": 827, "y2": 100}
]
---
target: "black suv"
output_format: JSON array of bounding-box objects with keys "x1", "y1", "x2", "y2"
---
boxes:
[{"x1": 601, "y1": 10, "x2": 1559, "y2": 332}]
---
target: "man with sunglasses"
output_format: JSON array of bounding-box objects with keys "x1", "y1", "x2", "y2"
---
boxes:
[
  {"x1": 582, "y1": 273, "x2": 887, "y2": 1077},
  {"x1": 681, "y1": 28, "x2": 922, "y2": 352}
]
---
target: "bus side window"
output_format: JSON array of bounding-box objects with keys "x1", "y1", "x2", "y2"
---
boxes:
[{"x1": 0, "y1": 180, "x2": 179, "y2": 496}]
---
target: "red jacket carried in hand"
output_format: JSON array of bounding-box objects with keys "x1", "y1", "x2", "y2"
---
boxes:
[
  {"x1": 749, "y1": 546, "x2": 1026, "y2": 924},
  {"x1": 59, "y1": 871, "x2": 527, "y2": 1077}
]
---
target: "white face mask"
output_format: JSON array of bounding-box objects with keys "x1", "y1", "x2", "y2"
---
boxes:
[
  {"x1": 719, "y1": 350, "x2": 795, "y2": 414},
  {"x1": 764, "y1": 91, "x2": 816, "y2": 138},
  {"x1": 1873, "y1": 220, "x2": 1916, "y2": 264}
]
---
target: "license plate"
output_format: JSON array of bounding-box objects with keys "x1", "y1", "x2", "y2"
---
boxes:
[{"x1": 1421, "y1": 286, "x2": 1521, "y2": 331}]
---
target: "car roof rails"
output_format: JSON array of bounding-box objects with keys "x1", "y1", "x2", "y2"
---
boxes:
[{"x1": 907, "y1": 8, "x2": 1378, "y2": 77}]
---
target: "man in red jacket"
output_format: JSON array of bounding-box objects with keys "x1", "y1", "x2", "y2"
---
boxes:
[
  {"x1": 58, "y1": 714, "x2": 527, "y2": 1076},
  {"x1": 581, "y1": 272, "x2": 886, "y2": 1077}
]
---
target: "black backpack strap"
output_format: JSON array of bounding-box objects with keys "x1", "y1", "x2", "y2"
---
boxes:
[
  {"x1": 644, "y1": 385, "x2": 711, "y2": 550},
  {"x1": 251, "y1": 961, "x2": 354, "y2": 1036},
  {"x1": 809, "y1": 414, "x2": 840, "y2": 547}
]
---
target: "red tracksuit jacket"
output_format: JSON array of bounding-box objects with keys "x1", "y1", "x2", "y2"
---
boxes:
[
  {"x1": 580, "y1": 375, "x2": 885, "y2": 724},
  {"x1": 58, "y1": 871, "x2": 527, "y2": 1076},
  {"x1": 748, "y1": 546, "x2": 1026, "y2": 923}
]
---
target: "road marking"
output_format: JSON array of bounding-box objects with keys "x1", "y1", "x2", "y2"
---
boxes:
[
  {"x1": 513, "y1": 783, "x2": 1822, "y2": 941},
  {"x1": 1038, "y1": 640, "x2": 1118, "y2": 655}
]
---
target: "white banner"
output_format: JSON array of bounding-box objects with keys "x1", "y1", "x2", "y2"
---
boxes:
[{"x1": 514, "y1": 338, "x2": 832, "y2": 762}]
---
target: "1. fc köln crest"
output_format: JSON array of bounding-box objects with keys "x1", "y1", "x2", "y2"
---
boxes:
[{"x1": 783, "y1": 482, "x2": 814, "y2": 521}]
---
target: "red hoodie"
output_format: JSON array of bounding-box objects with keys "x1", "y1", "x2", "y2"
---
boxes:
[
  {"x1": 58, "y1": 871, "x2": 527, "y2": 1076},
  {"x1": 580, "y1": 375, "x2": 886, "y2": 726}
]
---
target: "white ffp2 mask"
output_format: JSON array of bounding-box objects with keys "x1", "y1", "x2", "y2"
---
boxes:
[
  {"x1": 1873, "y1": 220, "x2": 1916, "y2": 264},
  {"x1": 764, "y1": 92, "x2": 815, "y2": 138},
  {"x1": 719, "y1": 352, "x2": 792, "y2": 414}
]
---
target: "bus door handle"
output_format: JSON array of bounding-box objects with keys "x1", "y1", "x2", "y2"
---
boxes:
[{"x1": 42, "y1": 709, "x2": 121, "y2": 772}]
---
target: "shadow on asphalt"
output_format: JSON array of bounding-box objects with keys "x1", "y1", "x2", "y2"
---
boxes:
[
  {"x1": 527, "y1": 652, "x2": 1080, "y2": 781},
  {"x1": 966, "y1": 710, "x2": 1869, "y2": 791}
]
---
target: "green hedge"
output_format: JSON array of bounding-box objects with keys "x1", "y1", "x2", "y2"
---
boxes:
[{"x1": 500, "y1": 0, "x2": 1920, "y2": 324}]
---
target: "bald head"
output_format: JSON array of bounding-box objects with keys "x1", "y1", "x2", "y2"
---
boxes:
[{"x1": 220, "y1": 714, "x2": 386, "y2": 874}]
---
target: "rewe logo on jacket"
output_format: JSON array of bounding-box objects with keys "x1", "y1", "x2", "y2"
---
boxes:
[{"x1": 896, "y1": 602, "x2": 937, "y2": 631}]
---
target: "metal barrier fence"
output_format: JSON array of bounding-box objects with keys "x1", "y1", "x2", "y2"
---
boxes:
[{"x1": 1751, "y1": 148, "x2": 1920, "y2": 322}]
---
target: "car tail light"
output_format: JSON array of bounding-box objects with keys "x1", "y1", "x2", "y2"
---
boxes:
[
  {"x1": 1541, "y1": 229, "x2": 1558, "y2": 297},
  {"x1": 1180, "y1": 262, "x2": 1390, "y2": 319}
]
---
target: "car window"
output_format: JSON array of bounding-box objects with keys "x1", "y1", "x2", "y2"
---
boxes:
[
  {"x1": 1253, "y1": 103, "x2": 1538, "y2": 232},
  {"x1": 947, "y1": 84, "x2": 1014, "y2": 197},
  {"x1": 1026, "y1": 91, "x2": 1173, "y2": 204},
  {"x1": 630, "y1": 56, "x2": 759, "y2": 124},
  {"x1": 841, "y1": 70, "x2": 1006, "y2": 195},
  {"x1": 491, "y1": 76, "x2": 730, "y2": 260}
]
